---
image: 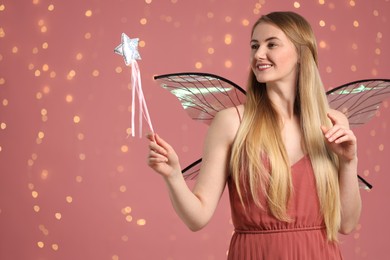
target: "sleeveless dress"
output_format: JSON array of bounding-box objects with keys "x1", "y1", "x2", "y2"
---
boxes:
[{"x1": 227, "y1": 155, "x2": 342, "y2": 260}]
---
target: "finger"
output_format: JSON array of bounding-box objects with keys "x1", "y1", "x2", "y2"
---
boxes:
[
  {"x1": 326, "y1": 128, "x2": 346, "y2": 142},
  {"x1": 154, "y1": 134, "x2": 172, "y2": 151},
  {"x1": 149, "y1": 142, "x2": 167, "y2": 156},
  {"x1": 146, "y1": 133, "x2": 156, "y2": 142},
  {"x1": 326, "y1": 112, "x2": 337, "y2": 125}
]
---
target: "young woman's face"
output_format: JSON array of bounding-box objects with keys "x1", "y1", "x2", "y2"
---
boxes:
[{"x1": 250, "y1": 22, "x2": 299, "y2": 85}]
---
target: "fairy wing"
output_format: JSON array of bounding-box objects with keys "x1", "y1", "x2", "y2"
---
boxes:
[
  {"x1": 153, "y1": 72, "x2": 246, "y2": 125},
  {"x1": 155, "y1": 73, "x2": 390, "y2": 189},
  {"x1": 327, "y1": 79, "x2": 390, "y2": 128}
]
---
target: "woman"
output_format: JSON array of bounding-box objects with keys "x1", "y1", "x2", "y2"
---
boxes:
[{"x1": 147, "y1": 11, "x2": 361, "y2": 259}]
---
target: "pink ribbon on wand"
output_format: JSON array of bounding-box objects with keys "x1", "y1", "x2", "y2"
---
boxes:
[{"x1": 115, "y1": 33, "x2": 154, "y2": 137}]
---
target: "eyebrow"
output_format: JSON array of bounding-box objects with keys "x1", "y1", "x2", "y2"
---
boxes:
[{"x1": 250, "y1": 36, "x2": 280, "y2": 43}]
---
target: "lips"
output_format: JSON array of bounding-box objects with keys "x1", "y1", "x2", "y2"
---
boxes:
[{"x1": 257, "y1": 64, "x2": 272, "y2": 70}]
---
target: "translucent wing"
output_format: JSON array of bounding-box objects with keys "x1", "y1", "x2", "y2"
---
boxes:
[
  {"x1": 154, "y1": 72, "x2": 246, "y2": 125},
  {"x1": 327, "y1": 79, "x2": 390, "y2": 128}
]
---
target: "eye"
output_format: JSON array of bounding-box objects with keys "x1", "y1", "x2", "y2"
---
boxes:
[
  {"x1": 267, "y1": 42, "x2": 277, "y2": 48},
  {"x1": 250, "y1": 43, "x2": 259, "y2": 50}
]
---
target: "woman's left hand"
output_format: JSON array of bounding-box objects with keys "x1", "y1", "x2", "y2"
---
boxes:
[{"x1": 321, "y1": 110, "x2": 357, "y2": 162}]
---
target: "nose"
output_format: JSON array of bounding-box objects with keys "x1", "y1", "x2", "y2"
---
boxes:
[{"x1": 254, "y1": 46, "x2": 266, "y2": 60}]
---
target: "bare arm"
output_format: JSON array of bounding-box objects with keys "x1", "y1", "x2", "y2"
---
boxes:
[
  {"x1": 147, "y1": 107, "x2": 241, "y2": 231},
  {"x1": 321, "y1": 109, "x2": 362, "y2": 234}
]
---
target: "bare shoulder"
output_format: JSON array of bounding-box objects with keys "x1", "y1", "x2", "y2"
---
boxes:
[
  {"x1": 209, "y1": 105, "x2": 244, "y2": 142},
  {"x1": 328, "y1": 108, "x2": 349, "y2": 126}
]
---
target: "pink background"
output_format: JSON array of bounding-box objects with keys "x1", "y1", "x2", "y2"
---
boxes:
[{"x1": 1, "y1": 0, "x2": 389, "y2": 259}]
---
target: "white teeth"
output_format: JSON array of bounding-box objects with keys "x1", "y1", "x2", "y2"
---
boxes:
[{"x1": 258, "y1": 64, "x2": 272, "y2": 69}]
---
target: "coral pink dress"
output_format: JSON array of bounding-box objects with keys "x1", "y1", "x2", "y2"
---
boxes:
[{"x1": 227, "y1": 155, "x2": 342, "y2": 260}]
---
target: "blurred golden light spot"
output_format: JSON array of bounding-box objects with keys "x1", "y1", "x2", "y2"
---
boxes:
[
  {"x1": 76, "y1": 53, "x2": 83, "y2": 60},
  {"x1": 32, "y1": 191, "x2": 39, "y2": 198},
  {"x1": 33, "y1": 0, "x2": 40, "y2": 4},
  {"x1": 51, "y1": 244, "x2": 59, "y2": 251},
  {"x1": 195, "y1": 62, "x2": 203, "y2": 69},
  {"x1": 85, "y1": 10, "x2": 93, "y2": 17},
  {"x1": 37, "y1": 241, "x2": 44, "y2": 248},
  {"x1": 42, "y1": 64, "x2": 49, "y2": 71},
  {"x1": 375, "y1": 48, "x2": 381, "y2": 55},
  {"x1": 92, "y1": 70, "x2": 99, "y2": 77},
  {"x1": 38, "y1": 131, "x2": 45, "y2": 139},
  {"x1": 40, "y1": 26, "x2": 48, "y2": 33},
  {"x1": 119, "y1": 185, "x2": 127, "y2": 192},
  {"x1": 84, "y1": 32, "x2": 92, "y2": 39},
  {"x1": 33, "y1": 47, "x2": 39, "y2": 54},
  {"x1": 35, "y1": 70, "x2": 41, "y2": 77},
  {"x1": 39, "y1": 225, "x2": 49, "y2": 235},
  {"x1": 28, "y1": 63, "x2": 35, "y2": 70},
  {"x1": 79, "y1": 153, "x2": 86, "y2": 160},
  {"x1": 319, "y1": 20, "x2": 325, "y2": 27},
  {"x1": 207, "y1": 47, "x2": 214, "y2": 54},
  {"x1": 125, "y1": 215, "x2": 133, "y2": 222},
  {"x1": 12, "y1": 46, "x2": 18, "y2": 53},
  {"x1": 371, "y1": 68, "x2": 378, "y2": 76},
  {"x1": 50, "y1": 71, "x2": 56, "y2": 78},
  {"x1": 350, "y1": 65, "x2": 357, "y2": 72},
  {"x1": 349, "y1": 0, "x2": 356, "y2": 7},
  {"x1": 140, "y1": 18, "x2": 147, "y2": 25},
  {"x1": 171, "y1": 0, "x2": 178, "y2": 3},
  {"x1": 41, "y1": 109, "x2": 47, "y2": 116},
  {"x1": 224, "y1": 34, "x2": 232, "y2": 45},
  {"x1": 241, "y1": 19, "x2": 250, "y2": 26},
  {"x1": 67, "y1": 70, "x2": 76, "y2": 80},
  {"x1": 38, "y1": 19, "x2": 44, "y2": 26},
  {"x1": 112, "y1": 255, "x2": 119, "y2": 260},
  {"x1": 225, "y1": 16, "x2": 232, "y2": 23},
  {"x1": 122, "y1": 206, "x2": 132, "y2": 214},
  {"x1": 66, "y1": 196, "x2": 73, "y2": 203},
  {"x1": 353, "y1": 20, "x2": 359, "y2": 28},
  {"x1": 126, "y1": 128, "x2": 132, "y2": 135},
  {"x1": 0, "y1": 27, "x2": 5, "y2": 38},
  {"x1": 137, "y1": 219, "x2": 146, "y2": 226},
  {"x1": 32, "y1": 153, "x2": 38, "y2": 160},
  {"x1": 1, "y1": 99, "x2": 6, "y2": 106},
  {"x1": 115, "y1": 66, "x2": 123, "y2": 73},
  {"x1": 319, "y1": 40, "x2": 327, "y2": 48},
  {"x1": 73, "y1": 115, "x2": 81, "y2": 124},
  {"x1": 28, "y1": 159, "x2": 34, "y2": 166},
  {"x1": 121, "y1": 145, "x2": 129, "y2": 153},
  {"x1": 76, "y1": 175, "x2": 83, "y2": 183},
  {"x1": 65, "y1": 94, "x2": 73, "y2": 103},
  {"x1": 139, "y1": 40, "x2": 146, "y2": 48},
  {"x1": 41, "y1": 169, "x2": 49, "y2": 180},
  {"x1": 319, "y1": 0, "x2": 325, "y2": 5},
  {"x1": 363, "y1": 169, "x2": 370, "y2": 176},
  {"x1": 48, "y1": 4, "x2": 54, "y2": 11},
  {"x1": 351, "y1": 43, "x2": 358, "y2": 50},
  {"x1": 374, "y1": 165, "x2": 380, "y2": 172},
  {"x1": 33, "y1": 205, "x2": 40, "y2": 212},
  {"x1": 224, "y1": 60, "x2": 232, "y2": 68},
  {"x1": 36, "y1": 92, "x2": 43, "y2": 100},
  {"x1": 42, "y1": 42, "x2": 48, "y2": 49},
  {"x1": 43, "y1": 85, "x2": 50, "y2": 94},
  {"x1": 373, "y1": 10, "x2": 379, "y2": 17},
  {"x1": 0, "y1": 78, "x2": 5, "y2": 85},
  {"x1": 1, "y1": 122, "x2": 6, "y2": 130},
  {"x1": 55, "y1": 213, "x2": 62, "y2": 220},
  {"x1": 328, "y1": 2, "x2": 335, "y2": 9},
  {"x1": 293, "y1": 2, "x2": 300, "y2": 8},
  {"x1": 121, "y1": 235, "x2": 129, "y2": 242},
  {"x1": 0, "y1": 4, "x2": 5, "y2": 11},
  {"x1": 28, "y1": 183, "x2": 35, "y2": 190},
  {"x1": 145, "y1": 0, "x2": 152, "y2": 4},
  {"x1": 207, "y1": 12, "x2": 214, "y2": 19},
  {"x1": 117, "y1": 165, "x2": 125, "y2": 173},
  {"x1": 379, "y1": 144, "x2": 384, "y2": 151},
  {"x1": 253, "y1": 8, "x2": 260, "y2": 15},
  {"x1": 77, "y1": 133, "x2": 84, "y2": 141}
]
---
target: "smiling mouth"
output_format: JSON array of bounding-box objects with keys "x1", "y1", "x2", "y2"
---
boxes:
[{"x1": 257, "y1": 64, "x2": 272, "y2": 70}]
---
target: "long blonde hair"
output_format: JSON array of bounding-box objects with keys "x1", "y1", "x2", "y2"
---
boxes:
[{"x1": 230, "y1": 11, "x2": 341, "y2": 241}]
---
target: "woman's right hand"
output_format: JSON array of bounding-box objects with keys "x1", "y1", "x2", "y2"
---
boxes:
[{"x1": 146, "y1": 133, "x2": 181, "y2": 178}]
